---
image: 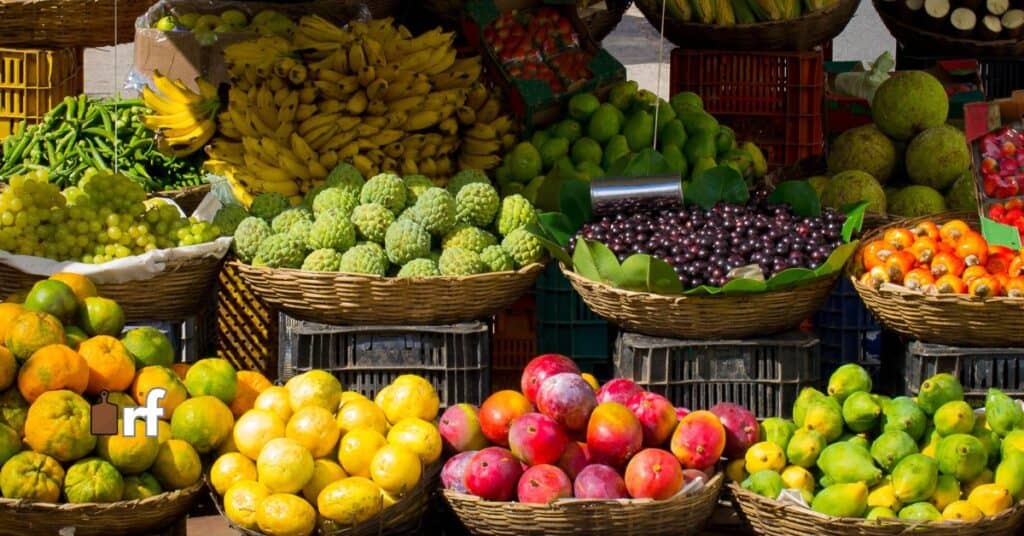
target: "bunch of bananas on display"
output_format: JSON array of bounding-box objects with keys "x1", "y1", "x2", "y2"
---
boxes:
[
  {"x1": 141, "y1": 71, "x2": 221, "y2": 158},
  {"x1": 205, "y1": 15, "x2": 517, "y2": 206}
]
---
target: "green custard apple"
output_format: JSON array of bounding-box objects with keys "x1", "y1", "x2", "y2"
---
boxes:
[
  {"x1": 350, "y1": 203, "x2": 395, "y2": 244},
  {"x1": 446, "y1": 169, "x2": 490, "y2": 195},
  {"x1": 455, "y1": 183, "x2": 499, "y2": 228},
  {"x1": 495, "y1": 194, "x2": 538, "y2": 237},
  {"x1": 301, "y1": 249, "x2": 343, "y2": 272},
  {"x1": 338, "y1": 243, "x2": 388, "y2": 276},
  {"x1": 410, "y1": 187, "x2": 456, "y2": 236},
  {"x1": 270, "y1": 208, "x2": 312, "y2": 234},
  {"x1": 360, "y1": 173, "x2": 407, "y2": 214},
  {"x1": 307, "y1": 210, "x2": 356, "y2": 251},
  {"x1": 324, "y1": 163, "x2": 365, "y2": 196},
  {"x1": 211, "y1": 204, "x2": 248, "y2": 236},
  {"x1": 501, "y1": 228, "x2": 544, "y2": 268},
  {"x1": 232, "y1": 217, "x2": 273, "y2": 263},
  {"x1": 397, "y1": 258, "x2": 440, "y2": 278},
  {"x1": 312, "y1": 187, "x2": 358, "y2": 218},
  {"x1": 442, "y1": 224, "x2": 497, "y2": 253},
  {"x1": 384, "y1": 220, "x2": 431, "y2": 265},
  {"x1": 438, "y1": 248, "x2": 486, "y2": 276},
  {"x1": 249, "y1": 192, "x2": 290, "y2": 222},
  {"x1": 253, "y1": 233, "x2": 307, "y2": 269},
  {"x1": 480, "y1": 244, "x2": 514, "y2": 273},
  {"x1": 403, "y1": 174, "x2": 435, "y2": 204}
]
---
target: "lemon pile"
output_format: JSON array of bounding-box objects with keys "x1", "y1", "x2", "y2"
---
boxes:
[{"x1": 210, "y1": 371, "x2": 442, "y2": 536}]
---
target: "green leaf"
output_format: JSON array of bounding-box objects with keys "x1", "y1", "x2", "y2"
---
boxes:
[
  {"x1": 768, "y1": 181, "x2": 821, "y2": 217},
  {"x1": 814, "y1": 240, "x2": 860, "y2": 278},
  {"x1": 685, "y1": 166, "x2": 749, "y2": 210},
  {"x1": 535, "y1": 213, "x2": 575, "y2": 246},
  {"x1": 683, "y1": 285, "x2": 724, "y2": 295},
  {"x1": 572, "y1": 239, "x2": 622, "y2": 285},
  {"x1": 648, "y1": 256, "x2": 685, "y2": 294},
  {"x1": 766, "y1": 268, "x2": 819, "y2": 290},
  {"x1": 720, "y1": 278, "x2": 768, "y2": 293},
  {"x1": 525, "y1": 221, "x2": 572, "y2": 267},
  {"x1": 622, "y1": 148, "x2": 672, "y2": 177},
  {"x1": 559, "y1": 179, "x2": 592, "y2": 232},
  {"x1": 572, "y1": 239, "x2": 602, "y2": 282},
  {"x1": 840, "y1": 201, "x2": 869, "y2": 243},
  {"x1": 619, "y1": 254, "x2": 684, "y2": 294}
]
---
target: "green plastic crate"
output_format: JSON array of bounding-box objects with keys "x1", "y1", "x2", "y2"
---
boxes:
[{"x1": 535, "y1": 264, "x2": 612, "y2": 377}]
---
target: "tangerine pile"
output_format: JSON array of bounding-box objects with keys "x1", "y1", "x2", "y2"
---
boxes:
[{"x1": 860, "y1": 219, "x2": 1024, "y2": 297}]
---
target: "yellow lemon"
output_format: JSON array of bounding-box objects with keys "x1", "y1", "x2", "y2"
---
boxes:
[
  {"x1": 234, "y1": 409, "x2": 286, "y2": 461},
  {"x1": 256, "y1": 438, "x2": 314, "y2": 494},
  {"x1": 286, "y1": 406, "x2": 340, "y2": 459},
  {"x1": 318, "y1": 476, "x2": 382, "y2": 525},
  {"x1": 386, "y1": 417, "x2": 442, "y2": 465},
  {"x1": 217, "y1": 433, "x2": 239, "y2": 456},
  {"x1": 338, "y1": 428, "x2": 387, "y2": 478},
  {"x1": 253, "y1": 386, "x2": 294, "y2": 424},
  {"x1": 725, "y1": 459, "x2": 748, "y2": 483},
  {"x1": 370, "y1": 444, "x2": 422, "y2": 496},
  {"x1": 967, "y1": 483, "x2": 1013, "y2": 516},
  {"x1": 943, "y1": 500, "x2": 985, "y2": 521},
  {"x1": 302, "y1": 459, "x2": 347, "y2": 503},
  {"x1": 224, "y1": 480, "x2": 269, "y2": 530},
  {"x1": 745, "y1": 441, "x2": 786, "y2": 474},
  {"x1": 375, "y1": 375, "x2": 439, "y2": 424},
  {"x1": 284, "y1": 370, "x2": 342, "y2": 412},
  {"x1": 780, "y1": 465, "x2": 815, "y2": 494},
  {"x1": 255, "y1": 492, "x2": 316, "y2": 536},
  {"x1": 211, "y1": 452, "x2": 258, "y2": 496},
  {"x1": 340, "y1": 391, "x2": 367, "y2": 405},
  {"x1": 336, "y1": 398, "x2": 388, "y2": 436},
  {"x1": 381, "y1": 489, "x2": 398, "y2": 508}
]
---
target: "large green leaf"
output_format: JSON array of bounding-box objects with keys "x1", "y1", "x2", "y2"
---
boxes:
[
  {"x1": 721, "y1": 278, "x2": 768, "y2": 293},
  {"x1": 526, "y1": 221, "x2": 572, "y2": 267},
  {"x1": 622, "y1": 148, "x2": 672, "y2": 177},
  {"x1": 768, "y1": 180, "x2": 821, "y2": 217},
  {"x1": 573, "y1": 239, "x2": 622, "y2": 286},
  {"x1": 766, "y1": 268, "x2": 819, "y2": 290},
  {"x1": 683, "y1": 285, "x2": 725, "y2": 295},
  {"x1": 686, "y1": 166, "x2": 749, "y2": 209},
  {"x1": 559, "y1": 179, "x2": 592, "y2": 233},
  {"x1": 814, "y1": 240, "x2": 860, "y2": 278},
  {"x1": 840, "y1": 201, "x2": 869, "y2": 243},
  {"x1": 572, "y1": 239, "x2": 602, "y2": 282},
  {"x1": 619, "y1": 254, "x2": 684, "y2": 294}
]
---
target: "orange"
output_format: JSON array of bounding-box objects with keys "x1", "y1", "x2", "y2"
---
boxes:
[
  {"x1": 96, "y1": 418, "x2": 160, "y2": 475},
  {"x1": 22, "y1": 279, "x2": 78, "y2": 323},
  {"x1": 369, "y1": 444, "x2": 422, "y2": 495},
  {"x1": 0, "y1": 346, "x2": 15, "y2": 390},
  {"x1": 64, "y1": 325, "x2": 89, "y2": 349},
  {"x1": 230, "y1": 370, "x2": 273, "y2": 418},
  {"x1": 169, "y1": 395, "x2": 235, "y2": 454},
  {"x1": 0, "y1": 451, "x2": 65, "y2": 502},
  {"x1": 78, "y1": 296, "x2": 125, "y2": 337},
  {"x1": 302, "y1": 459, "x2": 347, "y2": 503},
  {"x1": 5, "y1": 311, "x2": 65, "y2": 361},
  {"x1": 256, "y1": 437, "x2": 315, "y2": 494},
  {"x1": 0, "y1": 303, "x2": 24, "y2": 341},
  {"x1": 386, "y1": 417, "x2": 442, "y2": 465},
  {"x1": 48, "y1": 273, "x2": 97, "y2": 303},
  {"x1": 63, "y1": 457, "x2": 125, "y2": 503},
  {"x1": 0, "y1": 422, "x2": 19, "y2": 466},
  {"x1": 338, "y1": 428, "x2": 387, "y2": 478},
  {"x1": 132, "y1": 366, "x2": 188, "y2": 420},
  {"x1": 336, "y1": 398, "x2": 388, "y2": 436},
  {"x1": 211, "y1": 452, "x2": 258, "y2": 496},
  {"x1": 122, "y1": 473, "x2": 163, "y2": 500},
  {"x1": 285, "y1": 370, "x2": 342, "y2": 412},
  {"x1": 0, "y1": 388, "x2": 28, "y2": 436},
  {"x1": 375, "y1": 374, "x2": 439, "y2": 424},
  {"x1": 17, "y1": 344, "x2": 89, "y2": 403},
  {"x1": 184, "y1": 357, "x2": 238, "y2": 404},
  {"x1": 5, "y1": 290, "x2": 27, "y2": 303},
  {"x1": 224, "y1": 480, "x2": 270, "y2": 531},
  {"x1": 78, "y1": 335, "x2": 135, "y2": 395},
  {"x1": 255, "y1": 493, "x2": 317, "y2": 536},
  {"x1": 121, "y1": 327, "x2": 175, "y2": 368},
  {"x1": 234, "y1": 409, "x2": 286, "y2": 461},
  {"x1": 150, "y1": 439, "x2": 202, "y2": 490},
  {"x1": 24, "y1": 389, "x2": 96, "y2": 462},
  {"x1": 254, "y1": 386, "x2": 293, "y2": 423},
  {"x1": 171, "y1": 363, "x2": 191, "y2": 381},
  {"x1": 318, "y1": 477, "x2": 383, "y2": 525},
  {"x1": 286, "y1": 406, "x2": 340, "y2": 459},
  {"x1": 106, "y1": 391, "x2": 136, "y2": 412}
]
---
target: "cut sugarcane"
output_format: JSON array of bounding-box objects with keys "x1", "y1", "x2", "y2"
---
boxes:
[
  {"x1": 950, "y1": 6, "x2": 978, "y2": 36},
  {"x1": 979, "y1": 13, "x2": 1003, "y2": 38}
]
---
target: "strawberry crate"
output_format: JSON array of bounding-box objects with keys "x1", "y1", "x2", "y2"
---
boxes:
[
  {"x1": 491, "y1": 293, "x2": 537, "y2": 392},
  {"x1": 0, "y1": 47, "x2": 83, "y2": 141},
  {"x1": 614, "y1": 331, "x2": 820, "y2": 419},
  {"x1": 670, "y1": 48, "x2": 824, "y2": 170}
]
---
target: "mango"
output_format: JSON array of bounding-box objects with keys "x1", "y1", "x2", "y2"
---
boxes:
[
  {"x1": 929, "y1": 474, "x2": 961, "y2": 511},
  {"x1": 607, "y1": 81, "x2": 638, "y2": 111},
  {"x1": 793, "y1": 387, "x2": 826, "y2": 427},
  {"x1": 994, "y1": 449, "x2": 1024, "y2": 501},
  {"x1": 866, "y1": 507, "x2": 897, "y2": 520},
  {"x1": 882, "y1": 397, "x2": 928, "y2": 441},
  {"x1": 936, "y1": 434, "x2": 988, "y2": 481},
  {"x1": 683, "y1": 131, "x2": 716, "y2": 164},
  {"x1": 870, "y1": 430, "x2": 918, "y2": 472},
  {"x1": 802, "y1": 398, "x2": 844, "y2": 443},
  {"x1": 891, "y1": 454, "x2": 939, "y2": 503},
  {"x1": 967, "y1": 483, "x2": 1013, "y2": 516},
  {"x1": 898, "y1": 502, "x2": 942, "y2": 521},
  {"x1": 759, "y1": 418, "x2": 796, "y2": 452},
  {"x1": 780, "y1": 465, "x2": 815, "y2": 494},
  {"x1": 811, "y1": 482, "x2": 868, "y2": 518},
  {"x1": 818, "y1": 442, "x2": 881, "y2": 486},
  {"x1": 678, "y1": 111, "x2": 719, "y2": 136},
  {"x1": 842, "y1": 391, "x2": 881, "y2": 433},
  {"x1": 725, "y1": 458, "x2": 748, "y2": 483},
  {"x1": 602, "y1": 135, "x2": 631, "y2": 170},
  {"x1": 867, "y1": 479, "x2": 901, "y2": 511},
  {"x1": 1001, "y1": 429, "x2": 1024, "y2": 458},
  {"x1": 827, "y1": 363, "x2": 873, "y2": 404},
  {"x1": 659, "y1": 119, "x2": 687, "y2": 149},
  {"x1": 985, "y1": 388, "x2": 1023, "y2": 437},
  {"x1": 669, "y1": 91, "x2": 703, "y2": 115},
  {"x1": 655, "y1": 99, "x2": 677, "y2": 134},
  {"x1": 745, "y1": 441, "x2": 785, "y2": 474},
  {"x1": 714, "y1": 126, "x2": 737, "y2": 154},
  {"x1": 972, "y1": 416, "x2": 1002, "y2": 469},
  {"x1": 587, "y1": 104, "x2": 623, "y2": 144},
  {"x1": 741, "y1": 469, "x2": 784, "y2": 499},
  {"x1": 921, "y1": 430, "x2": 941, "y2": 458},
  {"x1": 963, "y1": 469, "x2": 994, "y2": 496},
  {"x1": 942, "y1": 500, "x2": 984, "y2": 521},
  {"x1": 623, "y1": 111, "x2": 655, "y2": 152},
  {"x1": 661, "y1": 145, "x2": 688, "y2": 178},
  {"x1": 688, "y1": 156, "x2": 717, "y2": 181},
  {"x1": 917, "y1": 373, "x2": 963, "y2": 416},
  {"x1": 846, "y1": 435, "x2": 870, "y2": 451},
  {"x1": 933, "y1": 401, "x2": 975, "y2": 436}
]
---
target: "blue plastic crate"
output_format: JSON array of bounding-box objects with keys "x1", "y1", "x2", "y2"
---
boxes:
[
  {"x1": 535, "y1": 264, "x2": 612, "y2": 368},
  {"x1": 815, "y1": 279, "x2": 881, "y2": 382}
]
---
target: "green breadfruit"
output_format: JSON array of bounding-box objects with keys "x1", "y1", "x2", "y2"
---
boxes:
[
  {"x1": 495, "y1": 194, "x2": 538, "y2": 237},
  {"x1": 410, "y1": 187, "x2": 456, "y2": 236},
  {"x1": 438, "y1": 248, "x2": 486, "y2": 276},
  {"x1": 301, "y1": 249, "x2": 343, "y2": 271},
  {"x1": 827, "y1": 125, "x2": 897, "y2": 184},
  {"x1": 232, "y1": 217, "x2": 273, "y2": 263},
  {"x1": 307, "y1": 210, "x2": 356, "y2": 251},
  {"x1": 946, "y1": 172, "x2": 976, "y2": 211},
  {"x1": 271, "y1": 208, "x2": 313, "y2": 234},
  {"x1": 360, "y1": 173, "x2": 407, "y2": 213},
  {"x1": 821, "y1": 170, "x2": 887, "y2": 215},
  {"x1": 455, "y1": 182, "x2": 500, "y2": 227},
  {"x1": 501, "y1": 228, "x2": 545, "y2": 268},
  {"x1": 404, "y1": 174, "x2": 435, "y2": 204},
  {"x1": 384, "y1": 220, "x2": 431, "y2": 265},
  {"x1": 397, "y1": 258, "x2": 440, "y2": 278},
  {"x1": 888, "y1": 185, "x2": 947, "y2": 218},
  {"x1": 480, "y1": 245, "x2": 514, "y2": 272},
  {"x1": 212, "y1": 204, "x2": 248, "y2": 236},
  {"x1": 446, "y1": 169, "x2": 490, "y2": 195},
  {"x1": 872, "y1": 71, "x2": 949, "y2": 141},
  {"x1": 253, "y1": 233, "x2": 307, "y2": 268},
  {"x1": 325, "y1": 163, "x2": 365, "y2": 196},
  {"x1": 339, "y1": 243, "x2": 388, "y2": 276},
  {"x1": 442, "y1": 224, "x2": 497, "y2": 253},
  {"x1": 350, "y1": 203, "x2": 395, "y2": 243},
  {"x1": 312, "y1": 187, "x2": 359, "y2": 218},
  {"x1": 249, "y1": 193, "x2": 290, "y2": 222},
  {"x1": 905, "y1": 125, "x2": 971, "y2": 191}
]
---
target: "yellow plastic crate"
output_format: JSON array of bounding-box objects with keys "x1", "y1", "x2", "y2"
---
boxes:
[
  {"x1": 0, "y1": 47, "x2": 83, "y2": 140},
  {"x1": 216, "y1": 261, "x2": 279, "y2": 377}
]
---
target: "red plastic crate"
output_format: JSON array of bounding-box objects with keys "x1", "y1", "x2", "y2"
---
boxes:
[
  {"x1": 670, "y1": 48, "x2": 825, "y2": 170},
  {"x1": 491, "y1": 293, "x2": 537, "y2": 392}
]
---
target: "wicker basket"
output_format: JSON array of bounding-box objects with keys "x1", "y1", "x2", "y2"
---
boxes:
[
  {"x1": 0, "y1": 481, "x2": 202, "y2": 536},
  {"x1": 0, "y1": 255, "x2": 223, "y2": 322},
  {"x1": 152, "y1": 184, "x2": 211, "y2": 216},
  {"x1": 444, "y1": 472, "x2": 723, "y2": 536},
  {"x1": 730, "y1": 483, "x2": 1024, "y2": 535},
  {"x1": 874, "y1": 0, "x2": 1024, "y2": 57},
  {"x1": 562, "y1": 264, "x2": 839, "y2": 339},
  {"x1": 633, "y1": 0, "x2": 859, "y2": 51},
  {"x1": 579, "y1": 0, "x2": 632, "y2": 42},
  {"x1": 848, "y1": 212, "x2": 1024, "y2": 346},
  {"x1": 231, "y1": 260, "x2": 544, "y2": 325}
]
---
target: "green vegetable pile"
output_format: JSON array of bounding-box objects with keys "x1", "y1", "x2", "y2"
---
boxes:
[{"x1": 0, "y1": 95, "x2": 204, "y2": 192}]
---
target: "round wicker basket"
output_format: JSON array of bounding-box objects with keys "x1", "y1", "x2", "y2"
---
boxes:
[
  {"x1": 848, "y1": 212, "x2": 1024, "y2": 347},
  {"x1": 152, "y1": 184, "x2": 211, "y2": 216},
  {"x1": 874, "y1": 0, "x2": 1024, "y2": 57},
  {"x1": 0, "y1": 481, "x2": 203, "y2": 536},
  {"x1": 730, "y1": 483, "x2": 1024, "y2": 535},
  {"x1": 443, "y1": 472, "x2": 723, "y2": 536},
  {"x1": 231, "y1": 260, "x2": 545, "y2": 325},
  {"x1": 633, "y1": 0, "x2": 859, "y2": 51},
  {"x1": 561, "y1": 264, "x2": 839, "y2": 339}
]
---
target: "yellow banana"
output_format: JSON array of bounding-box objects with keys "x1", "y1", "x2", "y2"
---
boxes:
[
  {"x1": 357, "y1": 66, "x2": 377, "y2": 88},
  {"x1": 298, "y1": 113, "x2": 340, "y2": 137},
  {"x1": 319, "y1": 99, "x2": 346, "y2": 114},
  {"x1": 290, "y1": 134, "x2": 315, "y2": 163},
  {"x1": 384, "y1": 142, "x2": 404, "y2": 158},
  {"x1": 461, "y1": 137, "x2": 501, "y2": 156},
  {"x1": 296, "y1": 104, "x2": 318, "y2": 121},
  {"x1": 477, "y1": 98, "x2": 501, "y2": 123},
  {"x1": 384, "y1": 112, "x2": 407, "y2": 129},
  {"x1": 244, "y1": 153, "x2": 295, "y2": 184},
  {"x1": 273, "y1": 121, "x2": 293, "y2": 143},
  {"x1": 288, "y1": 64, "x2": 308, "y2": 85},
  {"x1": 459, "y1": 153, "x2": 501, "y2": 170},
  {"x1": 356, "y1": 124, "x2": 380, "y2": 137},
  {"x1": 432, "y1": 70, "x2": 476, "y2": 91},
  {"x1": 268, "y1": 76, "x2": 285, "y2": 93},
  {"x1": 362, "y1": 116, "x2": 387, "y2": 129},
  {"x1": 490, "y1": 116, "x2": 513, "y2": 135},
  {"x1": 351, "y1": 155, "x2": 375, "y2": 177},
  {"x1": 401, "y1": 157, "x2": 418, "y2": 175},
  {"x1": 309, "y1": 160, "x2": 329, "y2": 180},
  {"x1": 276, "y1": 91, "x2": 299, "y2": 124},
  {"x1": 456, "y1": 106, "x2": 477, "y2": 126},
  {"x1": 346, "y1": 91, "x2": 368, "y2": 114},
  {"x1": 388, "y1": 95, "x2": 425, "y2": 115},
  {"x1": 322, "y1": 130, "x2": 358, "y2": 152},
  {"x1": 142, "y1": 107, "x2": 202, "y2": 131},
  {"x1": 142, "y1": 86, "x2": 188, "y2": 116},
  {"x1": 366, "y1": 79, "x2": 389, "y2": 101},
  {"x1": 405, "y1": 110, "x2": 441, "y2": 131},
  {"x1": 320, "y1": 150, "x2": 339, "y2": 169},
  {"x1": 467, "y1": 123, "x2": 497, "y2": 140},
  {"x1": 160, "y1": 118, "x2": 215, "y2": 146},
  {"x1": 308, "y1": 124, "x2": 341, "y2": 151},
  {"x1": 278, "y1": 150, "x2": 312, "y2": 181},
  {"x1": 366, "y1": 99, "x2": 388, "y2": 116},
  {"x1": 419, "y1": 157, "x2": 438, "y2": 177},
  {"x1": 369, "y1": 129, "x2": 404, "y2": 147},
  {"x1": 438, "y1": 117, "x2": 458, "y2": 136},
  {"x1": 466, "y1": 84, "x2": 489, "y2": 110},
  {"x1": 348, "y1": 41, "x2": 368, "y2": 72},
  {"x1": 338, "y1": 142, "x2": 360, "y2": 159},
  {"x1": 501, "y1": 133, "x2": 517, "y2": 150},
  {"x1": 362, "y1": 37, "x2": 386, "y2": 66},
  {"x1": 195, "y1": 78, "x2": 219, "y2": 101},
  {"x1": 423, "y1": 48, "x2": 457, "y2": 76},
  {"x1": 152, "y1": 70, "x2": 202, "y2": 105}
]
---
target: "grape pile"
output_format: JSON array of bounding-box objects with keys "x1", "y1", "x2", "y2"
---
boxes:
[
  {"x1": 570, "y1": 191, "x2": 845, "y2": 288},
  {"x1": 0, "y1": 169, "x2": 220, "y2": 263}
]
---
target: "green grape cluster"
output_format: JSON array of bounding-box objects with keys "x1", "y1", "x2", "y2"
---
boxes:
[{"x1": 0, "y1": 169, "x2": 219, "y2": 263}]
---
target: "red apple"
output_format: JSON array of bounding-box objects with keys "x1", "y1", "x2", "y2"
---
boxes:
[
  {"x1": 439, "y1": 403, "x2": 489, "y2": 453},
  {"x1": 627, "y1": 391, "x2": 678, "y2": 448},
  {"x1": 521, "y1": 354, "x2": 580, "y2": 404},
  {"x1": 464, "y1": 447, "x2": 524, "y2": 501},
  {"x1": 516, "y1": 464, "x2": 572, "y2": 503},
  {"x1": 536, "y1": 373, "x2": 597, "y2": 433},
  {"x1": 508, "y1": 412, "x2": 568, "y2": 466},
  {"x1": 479, "y1": 390, "x2": 533, "y2": 447},
  {"x1": 596, "y1": 378, "x2": 642, "y2": 405},
  {"x1": 557, "y1": 440, "x2": 590, "y2": 480},
  {"x1": 586, "y1": 402, "x2": 643, "y2": 469},
  {"x1": 441, "y1": 451, "x2": 477, "y2": 493},
  {"x1": 624, "y1": 448, "x2": 685, "y2": 500},
  {"x1": 573, "y1": 464, "x2": 628, "y2": 499}
]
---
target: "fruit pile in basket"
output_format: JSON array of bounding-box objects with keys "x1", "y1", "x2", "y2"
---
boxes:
[
  {"x1": 649, "y1": 0, "x2": 837, "y2": 26},
  {"x1": 440, "y1": 354, "x2": 750, "y2": 502},
  {"x1": 212, "y1": 372, "x2": 442, "y2": 536},
  {"x1": 732, "y1": 363, "x2": 1024, "y2": 522},
  {"x1": 858, "y1": 218, "x2": 1024, "y2": 297},
  {"x1": 230, "y1": 165, "x2": 546, "y2": 275},
  {"x1": 150, "y1": 9, "x2": 296, "y2": 42},
  {"x1": 0, "y1": 273, "x2": 258, "y2": 504}
]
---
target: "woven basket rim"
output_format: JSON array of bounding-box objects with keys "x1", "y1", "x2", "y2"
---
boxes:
[
  {"x1": 230, "y1": 259, "x2": 546, "y2": 282},
  {"x1": 873, "y1": 0, "x2": 1024, "y2": 54},
  {"x1": 729, "y1": 482, "x2": 1024, "y2": 528},
  {"x1": 153, "y1": 183, "x2": 211, "y2": 197},
  {"x1": 0, "y1": 480, "x2": 203, "y2": 512}
]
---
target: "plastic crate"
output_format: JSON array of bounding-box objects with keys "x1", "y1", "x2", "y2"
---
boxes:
[
  {"x1": 896, "y1": 45, "x2": 1024, "y2": 101},
  {"x1": 217, "y1": 261, "x2": 279, "y2": 378},
  {"x1": 535, "y1": 264, "x2": 612, "y2": 375},
  {"x1": 614, "y1": 331, "x2": 820, "y2": 419},
  {"x1": 491, "y1": 293, "x2": 537, "y2": 392},
  {"x1": 279, "y1": 314, "x2": 491, "y2": 407},
  {"x1": 0, "y1": 47, "x2": 83, "y2": 140},
  {"x1": 902, "y1": 341, "x2": 1024, "y2": 406},
  {"x1": 669, "y1": 48, "x2": 824, "y2": 170},
  {"x1": 814, "y1": 279, "x2": 882, "y2": 382},
  {"x1": 125, "y1": 317, "x2": 207, "y2": 363}
]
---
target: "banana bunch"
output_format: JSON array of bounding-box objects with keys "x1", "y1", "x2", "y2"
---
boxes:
[
  {"x1": 661, "y1": 0, "x2": 808, "y2": 24},
  {"x1": 141, "y1": 71, "x2": 221, "y2": 158},
  {"x1": 206, "y1": 15, "x2": 517, "y2": 206}
]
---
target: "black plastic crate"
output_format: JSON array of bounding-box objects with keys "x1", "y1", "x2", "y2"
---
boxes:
[
  {"x1": 814, "y1": 279, "x2": 882, "y2": 382},
  {"x1": 535, "y1": 264, "x2": 613, "y2": 374},
  {"x1": 902, "y1": 341, "x2": 1024, "y2": 406},
  {"x1": 614, "y1": 331, "x2": 820, "y2": 419},
  {"x1": 125, "y1": 316, "x2": 210, "y2": 363},
  {"x1": 896, "y1": 45, "x2": 1024, "y2": 100},
  {"x1": 278, "y1": 314, "x2": 490, "y2": 407}
]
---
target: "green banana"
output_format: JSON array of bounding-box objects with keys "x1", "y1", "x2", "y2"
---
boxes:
[
  {"x1": 746, "y1": 0, "x2": 783, "y2": 20},
  {"x1": 689, "y1": 0, "x2": 716, "y2": 23},
  {"x1": 667, "y1": 0, "x2": 694, "y2": 21},
  {"x1": 731, "y1": 0, "x2": 757, "y2": 23},
  {"x1": 716, "y1": 0, "x2": 737, "y2": 25}
]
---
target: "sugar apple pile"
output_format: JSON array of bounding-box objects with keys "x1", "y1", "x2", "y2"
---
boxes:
[{"x1": 229, "y1": 164, "x2": 547, "y2": 276}]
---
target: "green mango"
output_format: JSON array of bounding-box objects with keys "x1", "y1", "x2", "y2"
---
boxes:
[
  {"x1": 531, "y1": 130, "x2": 551, "y2": 150},
  {"x1": 793, "y1": 387, "x2": 827, "y2": 427},
  {"x1": 898, "y1": 502, "x2": 942, "y2": 521},
  {"x1": 608, "y1": 80, "x2": 639, "y2": 111},
  {"x1": 715, "y1": 125, "x2": 737, "y2": 154},
  {"x1": 811, "y1": 483, "x2": 869, "y2": 518},
  {"x1": 587, "y1": 104, "x2": 623, "y2": 144},
  {"x1": 568, "y1": 92, "x2": 600, "y2": 122},
  {"x1": 688, "y1": 157, "x2": 717, "y2": 182},
  {"x1": 670, "y1": 91, "x2": 704, "y2": 116},
  {"x1": 802, "y1": 398, "x2": 844, "y2": 442},
  {"x1": 539, "y1": 137, "x2": 570, "y2": 169},
  {"x1": 553, "y1": 119, "x2": 583, "y2": 143},
  {"x1": 828, "y1": 364, "x2": 873, "y2": 404},
  {"x1": 818, "y1": 442, "x2": 882, "y2": 486},
  {"x1": 659, "y1": 119, "x2": 688, "y2": 149},
  {"x1": 623, "y1": 111, "x2": 655, "y2": 152},
  {"x1": 995, "y1": 449, "x2": 1024, "y2": 501},
  {"x1": 929, "y1": 474, "x2": 961, "y2": 511},
  {"x1": 866, "y1": 507, "x2": 897, "y2": 520},
  {"x1": 787, "y1": 429, "x2": 827, "y2": 469},
  {"x1": 936, "y1": 433, "x2": 988, "y2": 481},
  {"x1": 575, "y1": 162, "x2": 606, "y2": 182},
  {"x1": 602, "y1": 135, "x2": 631, "y2": 171},
  {"x1": 571, "y1": 138, "x2": 603, "y2": 167},
  {"x1": 741, "y1": 141, "x2": 768, "y2": 178},
  {"x1": 655, "y1": 99, "x2": 677, "y2": 134},
  {"x1": 870, "y1": 431, "x2": 918, "y2": 473},
  {"x1": 741, "y1": 469, "x2": 784, "y2": 499},
  {"x1": 819, "y1": 475, "x2": 835, "y2": 488},
  {"x1": 679, "y1": 111, "x2": 720, "y2": 137},
  {"x1": 1001, "y1": 429, "x2": 1024, "y2": 459},
  {"x1": 661, "y1": 146, "x2": 688, "y2": 179},
  {"x1": 847, "y1": 435, "x2": 871, "y2": 451},
  {"x1": 934, "y1": 400, "x2": 976, "y2": 436},
  {"x1": 843, "y1": 391, "x2": 882, "y2": 433},
  {"x1": 718, "y1": 149, "x2": 753, "y2": 180},
  {"x1": 683, "y1": 130, "x2": 717, "y2": 164},
  {"x1": 631, "y1": 89, "x2": 658, "y2": 114},
  {"x1": 986, "y1": 388, "x2": 1024, "y2": 436},
  {"x1": 972, "y1": 417, "x2": 1002, "y2": 469},
  {"x1": 760, "y1": 418, "x2": 797, "y2": 452},
  {"x1": 918, "y1": 373, "x2": 964, "y2": 416},
  {"x1": 891, "y1": 454, "x2": 939, "y2": 503},
  {"x1": 494, "y1": 164, "x2": 512, "y2": 186},
  {"x1": 882, "y1": 397, "x2": 928, "y2": 441}
]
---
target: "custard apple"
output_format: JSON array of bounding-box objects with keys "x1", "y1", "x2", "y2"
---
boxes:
[
  {"x1": 438, "y1": 247, "x2": 486, "y2": 276},
  {"x1": 447, "y1": 169, "x2": 489, "y2": 194},
  {"x1": 339, "y1": 243, "x2": 388, "y2": 276},
  {"x1": 501, "y1": 228, "x2": 544, "y2": 268},
  {"x1": 397, "y1": 207, "x2": 416, "y2": 222},
  {"x1": 351, "y1": 203, "x2": 395, "y2": 243},
  {"x1": 312, "y1": 187, "x2": 359, "y2": 218},
  {"x1": 249, "y1": 192, "x2": 290, "y2": 222},
  {"x1": 302, "y1": 184, "x2": 328, "y2": 209},
  {"x1": 480, "y1": 245, "x2": 514, "y2": 272},
  {"x1": 495, "y1": 194, "x2": 538, "y2": 236},
  {"x1": 325, "y1": 163, "x2": 365, "y2": 196},
  {"x1": 253, "y1": 233, "x2": 307, "y2": 268},
  {"x1": 288, "y1": 219, "x2": 313, "y2": 245},
  {"x1": 212, "y1": 204, "x2": 248, "y2": 236},
  {"x1": 308, "y1": 210, "x2": 356, "y2": 251},
  {"x1": 360, "y1": 173, "x2": 407, "y2": 213},
  {"x1": 411, "y1": 187, "x2": 456, "y2": 236},
  {"x1": 302, "y1": 249, "x2": 343, "y2": 271},
  {"x1": 384, "y1": 220, "x2": 431, "y2": 265},
  {"x1": 397, "y1": 258, "x2": 440, "y2": 278},
  {"x1": 442, "y1": 224, "x2": 497, "y2": 253},
  {"x1": 404, "y1": 174, "x2": 435, "y2": 204},
  {"x1": 271, "y1": 208, "x2": 313, "y2": 234},
  {"x1": 232, "y1": 216, "x2": 273, "y2": 263},
  {"x1": 455, "y1": 182, "x2": 500, "y2": 228}
]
